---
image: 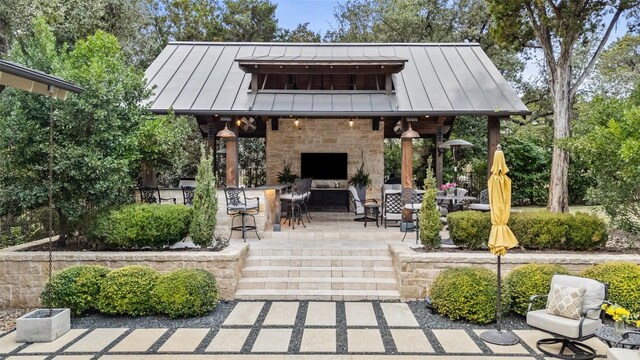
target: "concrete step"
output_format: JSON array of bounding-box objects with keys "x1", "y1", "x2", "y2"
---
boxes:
[
  {"x1": 237, "y1": 277, "x2": 398, "y2": 291},
  {"x1": 245, "y1": 255, "x2": 392, "y2": 267},
  {"x1": 235, "y1": 289, "x2": 400, "y2": 301},
  {"x1": 241, "y1": 266, "x2": 396, "y2": 278},
  {"x1": 247, "y1": 248, "x2": 391, "y2": 256}
]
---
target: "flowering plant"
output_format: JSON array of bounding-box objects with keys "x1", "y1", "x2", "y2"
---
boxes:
[
  {"x1": 602, "y1": 303, "x2": 640, "y2": 327},
  {"x1": 440, "y1": 182, "x2": 457, "y2": 191}
]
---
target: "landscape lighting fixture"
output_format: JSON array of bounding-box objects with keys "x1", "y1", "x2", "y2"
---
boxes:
[
  {"x1": 400, "y1": 122, "x2": 419, "y2": 139},
  {"x1": 216, "y1": 117, "x2": 236, "y2": 138}
]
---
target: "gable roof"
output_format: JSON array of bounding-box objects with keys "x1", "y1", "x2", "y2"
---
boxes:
[{"x1": 144, "y1": 42, "x2": 529, "y2": 117}]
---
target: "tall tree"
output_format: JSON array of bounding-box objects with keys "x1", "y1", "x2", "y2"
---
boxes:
[
  {"x1": 487, "y1": 0, "x2": 640, "y2": 212},
  {"x1": 592, "y1": 34, "x2": 640, "y2": 97},
  {"x1": 221, "y1": 0, "x2": 278, "y2": 41},
  {"x1": 276, "y1": 23, "x2": 321, "y2": 42},
  {"x1": 147, "y1": 0, "x2": 223, "y2": 44}
]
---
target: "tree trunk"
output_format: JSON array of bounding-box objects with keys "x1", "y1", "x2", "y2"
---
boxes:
[
  {"x1": 547, "y1": 62, "x2": 571, "y2": 213},
  {"x1": 56, "y1": 208, "x2": 68, "y2": 247}
]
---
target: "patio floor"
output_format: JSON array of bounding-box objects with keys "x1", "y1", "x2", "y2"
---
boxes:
[{"x1": 0, "y1": 301, "x2": 610, "y2": 359}]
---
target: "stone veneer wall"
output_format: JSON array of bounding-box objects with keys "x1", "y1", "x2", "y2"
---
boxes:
[
  {"x1": 0, "y1": 240, "x2": 249, "y2": 308},
  {"x1": 390, "y1": 243, "x2": 640, "y2": 301},
  {"x1": 266, "y1": 118, "x2": 385, "y2": 200}
]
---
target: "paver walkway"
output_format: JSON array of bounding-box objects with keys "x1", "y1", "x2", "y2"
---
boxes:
[{"x1": 0, "y1": 301, "x2": 609, "y2": 359}]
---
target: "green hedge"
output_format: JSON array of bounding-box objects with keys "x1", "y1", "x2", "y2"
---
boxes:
[
  {"x1": 40, "y1": 265, "x2": 111, "y2": 316},
  {"x1": 505, "y1": 264, "x2": 569, "y2": 316},
  {"x1": 96, "y1": 265, "x2": 160, "y2": 316},
  {"x1": 581, "y1": 262, "x2": 640, "y2": 313},
  {"x1": 430, "y1": 267, "x2": 509, "y2": 324},
  {"x1": 154, "y1": 269, "x2": 219, "y2": 318},
  {"x1": 447, "y1": 211, "x2": 607, "y2": 250},
  {"x1": 88, "y1": 204, "x2": 193, "y2": 249}
]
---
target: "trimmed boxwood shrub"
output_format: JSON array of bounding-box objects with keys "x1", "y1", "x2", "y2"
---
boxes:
[
  {"x1": 581, "y1": 262, "x2": 640, "y2": 313},
  {"x1": 447, "y1": 211, "x2": 491, "y2": 249},
  {"x1": 88, "y1": 204, "x2": 193, "y2": 249},
  {"x1": 40, "y1": 265, "x2": 111, "y2": 316},
  {"x1": 97, "y1": 265, "x2": 160, "y2": 316},
  {"x1": 154, "y1": 269, "x2": 219, "y2": 318},
  {"x1": 430, "y1": 267, "x2": 509, "y2": 324},
  {"x1": 505, "y1": 264, "x2": 569, "y2": 316},
  {"x1": 447, "y1": 210, "x2": 607, "y2": 250}
]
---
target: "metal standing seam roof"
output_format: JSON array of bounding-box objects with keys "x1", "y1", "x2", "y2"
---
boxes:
[
  {"x1": 0, "y1": 59, "x2": 84, "y2": 99},
  {"x1": 144, "y1": 42, "x2": 529, "y2": 117}
]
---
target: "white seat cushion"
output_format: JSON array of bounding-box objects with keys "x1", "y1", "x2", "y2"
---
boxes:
[
  {"x1": 551, "y1": 275, "x2": 605, "y2": 319},
  {"x1": 468, "y1": 203, "x2": 490, "y2": 211},
  {"x1": 281, "y1": 194, "x2": 304, "y2": 201},
  {"x1": 527, "y1": 309, "x2": 601, "y2": 339},
  {"x1": 228, "y1": 198, "x2": 259, "y2": 211}
]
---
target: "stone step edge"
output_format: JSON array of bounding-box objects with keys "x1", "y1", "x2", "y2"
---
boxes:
[
  {"x1": 238, "y1": 277, "x2": 397, "y2": 283},
  {"x1": 235, "y1": 289, "x2": 400, "y2": 296},
  {"x1": 242, "y1": 266, "x2": 395, "y2": 272},
  {"x1": 246, "y1": 255, "x2": 391, "y2": 260}
]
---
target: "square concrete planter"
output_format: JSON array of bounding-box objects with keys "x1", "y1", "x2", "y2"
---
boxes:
[{"x1": 16, "y1": 308, "x2": 70, "y2": 342}]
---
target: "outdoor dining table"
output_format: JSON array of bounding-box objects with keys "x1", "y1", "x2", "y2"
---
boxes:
[
  {"x1": 436, "y1": 195, "x2": 477, "y2": 212},
  {"x1": 254, "y1": 183, "x2": 292, "y2": 232}
]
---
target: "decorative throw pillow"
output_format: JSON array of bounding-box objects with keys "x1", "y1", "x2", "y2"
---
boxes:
[{"x1": 546, "y1": 284, "x2": 586, "y2": 320}]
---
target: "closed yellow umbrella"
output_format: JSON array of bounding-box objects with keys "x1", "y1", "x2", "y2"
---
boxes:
[
  {"x1": 488, "y1": 145, "x2": 518, "y2": 255},
  {"x1": 480, "y1": 144, "x2": 519, "y2": 346}
]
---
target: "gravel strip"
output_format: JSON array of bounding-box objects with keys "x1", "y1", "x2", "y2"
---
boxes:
[
  {"x1": 335, "y1": 301, "x2": 348, "y2": 354},
  {"x1": 372, "y1": 301, "x2": 398, "y2": 354},
  {"x1": 287, "y1": 301, "x2": 307, "y2": 353}
]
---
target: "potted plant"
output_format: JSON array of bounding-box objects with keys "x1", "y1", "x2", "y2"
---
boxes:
[
  {"x1": 277, "y1": 162, "x2": 298, "y2": 184},
  {"x1": 348, "y1": 163, "x2": 371, "y2": 201}
]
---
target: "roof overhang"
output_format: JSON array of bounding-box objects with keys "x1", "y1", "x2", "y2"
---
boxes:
[
  {"x1": 236, "y1": 55, "x2": 407, "y2": 74},
  {"x1": 150, "y1": 108, "x2": 530, "y2": 117},
  {"x1": 0, "y1": 60, "x2": 84, "y2": 99}
]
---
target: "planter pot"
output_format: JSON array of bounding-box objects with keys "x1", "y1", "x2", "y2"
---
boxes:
[
  {"x1": 16, "y1": 308, "x2": 70, "y2": 342},
  {"x1": 355, "y1": 186, "x2": 366, "y2": 202}
]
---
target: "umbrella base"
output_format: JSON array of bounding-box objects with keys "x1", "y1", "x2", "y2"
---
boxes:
[{"x1": 479, "y1": 329, "x2": 519, "y2": 346}]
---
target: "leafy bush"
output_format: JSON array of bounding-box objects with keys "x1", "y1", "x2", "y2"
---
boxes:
[
  {"x1": 419, "y1": 164, "x2": 441, "y2": 248},
  {"x1": 447, "y1": 210, "x2": 607, "y2": 250},
  {"x1": 154, "y1": 269, "x2": 218, "y2": 318},
  {"x1": 96, "y1": 265, "x2": 160, "y2": 316},
  {"x1": 447, "y1": 211, "x2": 491, "y2": 249},
  {"x1": 88, "y1": 204, "x2": 192, "y2": 249},
  {"x1": 581, "y1": 262, "x2": 640, "y2": 313},
  {"x1": 430, "y1": 267, "x2": 508, "y2": 324},
  {"x1": 505, "y1": 264, "x2": 569, "y2": 316},
  {"x1": 40, "y1": 265, "x2": 111, "y2": 316}
]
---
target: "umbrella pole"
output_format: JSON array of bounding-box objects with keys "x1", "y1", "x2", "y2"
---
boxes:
[
  {"x1": 497, "y1": 255, "x2": 502, "y2": 332},
  {"x1": 479, "y1": 254, "x2": 519, "y2": 346}
]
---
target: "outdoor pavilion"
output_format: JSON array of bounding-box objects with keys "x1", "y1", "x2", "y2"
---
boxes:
[{"x1": 144, "y1": 42, "x2": 529, "y2": 227}]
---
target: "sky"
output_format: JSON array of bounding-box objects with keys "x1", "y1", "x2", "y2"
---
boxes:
[{"x1": 274, "y1": 0, "x2": 341, "y2": 36}]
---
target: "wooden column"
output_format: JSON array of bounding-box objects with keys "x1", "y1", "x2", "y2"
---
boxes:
[
  {"x1": 487, "y1": 116, "x2": 501, "y2": 178},
  {"x1": 225, "y1": 120, "x2": 239, "y2": 187},
  {"x1": 401, "y1": 137, "x2": 413, "y2": 222},
  {"x1": 435, "y1": 125, "x2": 444, "y2": 187},
  {"x1": 141, "y1": 163, "x2": 156, "y2": 187}
]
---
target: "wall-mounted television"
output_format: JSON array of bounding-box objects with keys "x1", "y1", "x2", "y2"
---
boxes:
[{"x1": 301, "y1": 153, "x2": 348, "y2": 180}]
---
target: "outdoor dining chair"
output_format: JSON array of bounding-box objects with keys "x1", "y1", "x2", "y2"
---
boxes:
[{"x1": 138, "y1": 186, "x2": 176, "y2": 204}]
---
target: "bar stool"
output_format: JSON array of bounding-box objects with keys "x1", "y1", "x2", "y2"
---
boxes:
[{"x1": 224, "y1": 187, "x2": 260, "y2": 242}]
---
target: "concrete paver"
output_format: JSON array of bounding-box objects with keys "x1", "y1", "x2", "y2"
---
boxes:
[
  {"x1": 205, "y1": 329, "x2": 251, "y2": 352},
  {"x1": 224, "y1": 302, "x2": 265, "y2": 326},
  {"x1": 380, "y1": 303, "x2": 419, "y2": 327},
  {"x1": 390, "y1": 329, "x2": 433, "y2": 353},
  {"x1": 158, "y1": 329, "x2": 209, "y2": 352},
  {"x1": 51, "y1": 356, "x2": 95, "y2": 360},
  {"x1": 64, "y1": 328, "x2": 128, "y2": 353},
  {"x1": 0, "y1": 332, "x2": 24, "y2": 354},
  {"x1": 345, "y1": 303, "x2": 377, "y2": 327},
  {"x1": 252, "y1": 329, "x2": 293, "y2": 352},
  {"x1": 347, "y1": 329, "x2": 384, "y2": 353},
  {"x1": 109, "y1": 329, "x2": 166, "y2": 353},
  {"x1": 4, "y1": 356, "x2": 47, "y2": 360},
  {"x1": 299, "y1": 329, "x2": 336, "y2": 352},
  {"x1": 20, "y1": 329, "x2": 87, "y2": 354},
  {"x1": 305, "y1": 302, "x2": 336, "y2": 326},
  {"x1": 263, "y1": 302, "x2": 299, "y2": 326},
  {"x1": 432, "y1": 329, "x2": 481, "y2": 353}
]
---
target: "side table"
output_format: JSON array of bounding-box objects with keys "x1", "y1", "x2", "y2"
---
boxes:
[
  {"x1": 363, "y1": 204, "x2": 381, "y2": 227},
  {"x1": 595, "y1": 326, "x2": 640, "y2": 349}
]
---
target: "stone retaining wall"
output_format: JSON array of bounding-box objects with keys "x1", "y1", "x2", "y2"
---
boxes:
[
  {"x1": 390, "y1": 243, "x2": 640, "y2": 301},
  {"x1": 0, "y1": 240, "x2": 249, "y2": 308}
]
